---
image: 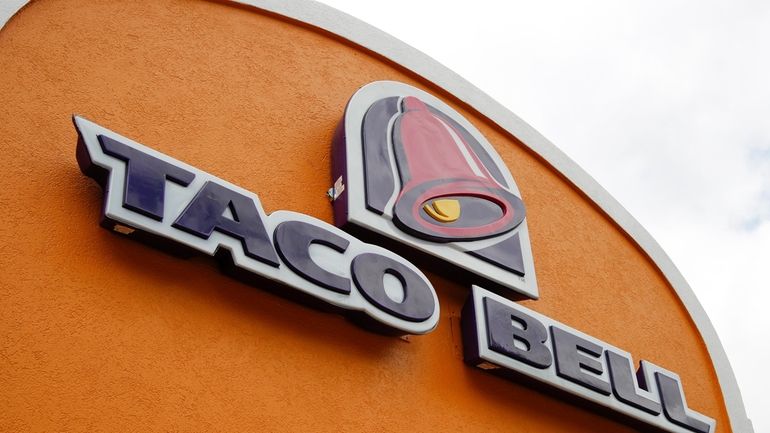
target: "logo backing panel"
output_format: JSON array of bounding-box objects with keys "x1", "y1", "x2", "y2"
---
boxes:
[{"x1": 332, "y1": 81, "x2": 538, "y2": 299}]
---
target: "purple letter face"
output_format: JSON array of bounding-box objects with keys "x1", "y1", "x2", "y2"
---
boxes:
[{"x1": 332, "y1": 81, "x2": 538, "y2": 299}]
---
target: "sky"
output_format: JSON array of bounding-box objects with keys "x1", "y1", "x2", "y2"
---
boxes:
[{"x1": 318, "y1": 0, "x2": 770, "y2": 431}]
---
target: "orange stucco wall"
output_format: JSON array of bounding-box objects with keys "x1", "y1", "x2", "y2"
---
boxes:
[{"x1": 0, "y1": 1, "x2": 731, "y2": 432}]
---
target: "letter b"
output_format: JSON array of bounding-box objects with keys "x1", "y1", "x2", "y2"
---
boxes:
[{"x1": 483, "y1": 297, "x2": 552, "y2": 369}]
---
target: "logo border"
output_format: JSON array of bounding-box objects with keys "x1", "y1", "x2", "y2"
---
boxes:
[{"x1": 333, "y1": 81, "x2": 539, "y2": 299}]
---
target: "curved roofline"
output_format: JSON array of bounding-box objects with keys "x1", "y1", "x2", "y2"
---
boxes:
[{"x1": 0, "y1": 1, "x2": 753, "y2": 431}]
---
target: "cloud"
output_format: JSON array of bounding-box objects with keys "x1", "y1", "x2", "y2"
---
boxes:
[{"x1": 320, "y1": 0, "x2": 770, "y2": 430}]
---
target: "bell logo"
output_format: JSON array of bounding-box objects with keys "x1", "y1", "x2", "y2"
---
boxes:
[{"x1": 332, "y1": 81, "x2": 538, "y2": 299}]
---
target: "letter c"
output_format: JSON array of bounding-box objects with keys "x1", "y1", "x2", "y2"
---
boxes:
[{"x1": 273, "y1": 220, "x2": 351, "y2": 294}]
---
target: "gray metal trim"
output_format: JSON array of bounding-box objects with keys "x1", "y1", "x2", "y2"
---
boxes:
[{"x1": 0, "y1": 1, "x2": 752, "y2": 431}]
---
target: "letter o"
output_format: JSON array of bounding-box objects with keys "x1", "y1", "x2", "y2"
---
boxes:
[{"x1": 350, "y1": 253, "x2": 436, "y2": 322}]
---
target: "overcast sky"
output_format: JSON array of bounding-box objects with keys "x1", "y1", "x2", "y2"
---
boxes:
[{"x1": 318, "y1": 0, "x2": 770, "y2": 430}]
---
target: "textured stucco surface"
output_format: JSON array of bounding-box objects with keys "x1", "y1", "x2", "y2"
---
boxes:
[{"x1": 0, "y1": 0, "x2": 731, "y2": 432}]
